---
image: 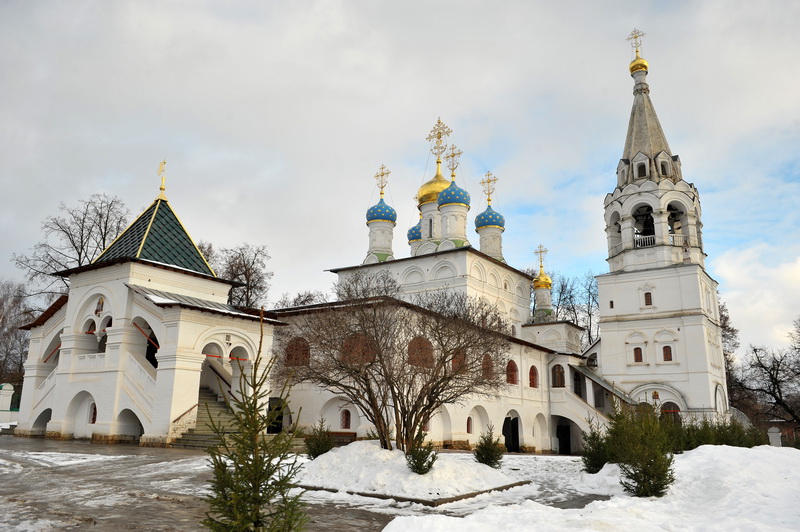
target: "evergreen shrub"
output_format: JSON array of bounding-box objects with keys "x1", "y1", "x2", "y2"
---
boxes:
[
  {"x1": 405, "y1": 431, "x2": 438, "y2": 475},
  {"x1": 580, "y1": 420, "x2": 608, "y2": 474},
  {"x1": 474, "y1": 423, "x2": 504, "y2": 469},
  {"x1": 305, "y1": 418, "x2": 334, "y2": 460}
]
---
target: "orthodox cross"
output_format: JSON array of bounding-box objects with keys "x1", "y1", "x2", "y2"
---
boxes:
[
  {"x1": 426, "y1": 118, "x2": 452, "y2": 160},
  {"x1": 480, "y1": 171, "x2": 498, "y2": 205},
  {"x1": 627, "y1": 28, "x2": 646, "y2": 52},
  {"x1": 374, "y1": 164, "x2": 390, "y2": 199},
  {"x1": 534, "y1": 244, "x2": 548, "y2": 269},
  {"x1": 445, "y1": 144, "x2": 462, "y2": 178}
]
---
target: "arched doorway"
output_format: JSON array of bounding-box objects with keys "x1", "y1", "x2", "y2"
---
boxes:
[
  {"x1": 64, "y1": 391, "x2": 98, "y2": 439},
  {"x1": 554, "y1": 416, "x2": 578, "y2": 455},
  {"x1": 502, "y1": 410, "x2": 521, "y2": 452},
  {"x1": 31, "y1": 408, "x2": 52, "y2": 437},
  {"x1": 114, "y1": 409, "x2": 145, "y2": 443},
  {"x1": 131, "y1": 317, "x2": 159, "y2": 369}
]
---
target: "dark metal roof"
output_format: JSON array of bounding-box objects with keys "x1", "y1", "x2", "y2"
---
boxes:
[
  {"x1": 128, "y1": 285, "x2": 286, "y2": 325},
  {"x1": 94, "y1": 198, "x2": 215, "y2": 277}
]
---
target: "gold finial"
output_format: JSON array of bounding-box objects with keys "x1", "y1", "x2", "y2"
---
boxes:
[
  {"x1": 627, "y1": 29, "x2": 649, "y2": 74},
  {"x1": 374, "y1": 164, "x2": 390, "y2": 199},
  {"x1": 157, "y1": 160, "x2": 168, "y2": 200},
  {"x1": 426, "y1": 117, "x2": 452, "y2": 162},
  {"x1": 480, "y1": 171, "x2": 498, "y2": 205},
  {"x1": 445, "y1": 144, "x2": 462, "y2": 180},
  {"x1": 533, "y1": 244, "x2": 552, "y2": 290}
]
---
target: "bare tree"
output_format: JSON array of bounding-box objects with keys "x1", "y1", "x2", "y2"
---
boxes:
[
  {"x1": 199, "y1": 241, "x2": 273, "y2": 308},
  {"x1": 13, "y1": 194, "x2": 130, "y2": 301},
  {"x1": 0, "y1": 280, "x2": 35, "y2": 399},
  {"x1": 275, "y1": 270, "x2": 512, "y2": 452},
  {"x1": 718, "y1": 297, "x2": 748, "y2": 409},
  {"x1": 740, "y1": 345, "x2": 800, "y2": 425},
  {"x1": 274, "y1": 291, "x2": 328, "y2": 309}
]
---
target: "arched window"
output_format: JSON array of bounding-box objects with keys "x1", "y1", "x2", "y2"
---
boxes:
[
  {"x1": 428, "y1": 218, "x2": 433, "y2": 238},
  {"x1": 660, "y1": 161, "x2": 668, "y2": 176},
  {"x1": 644, "y1": 292, "x2": 653, "y2": 306},
  {"x1": 89, "y1": 403, "x2": 97, "y2": 424},
  {"x1": 529, "y1": 366, "x2": 539, "y2": 388},
  {"x1": 511, "y1": 324, "x2": 517, "y2": 337},
  {"x1": 341, "y1": 334, "x2": 377, "y2": 365},
  {"x1": 634, "y1": 347, "x2": 643, "y2": 363},
  {"x1": 408, "y1": 337, "x2": 434, "y2": 368},
  {"x1": 552, "y1": 365, "x2": 565, "y2": 388},
  {"x1": 466, "y1": 416, "x2": 473, "y2": 434},
  {"x1": 662, "y1": 345, "x2": 673, "y2": 362},
  {"x1": 285, "y1": 337, "x2": 310, "y2": 366},
  {"x1": 633, "y1": 205, "x2": 655, "y2": 239},
  {"x1": 452, "y1": 349, "x2": 466, "y2": 372},
  {"x1": 341, "y1": 409, "x2": 351, "y2": 430},
  {"x1": 482, "y1": 354, "x2": 493, "y2": 379},
  {"x1": 637, "y1": 163, "x2": 647, "y2": 178},
  {"x1": 506, "y1": 360, "x2": 518, "y2": 384}
]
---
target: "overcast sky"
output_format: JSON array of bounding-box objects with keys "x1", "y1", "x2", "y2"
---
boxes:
[{"x1": 2, "y1": 1, "x2": 799, "y2": 352}]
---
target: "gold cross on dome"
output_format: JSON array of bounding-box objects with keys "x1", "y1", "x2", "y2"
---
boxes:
[
  {"x1": 627, "y1": 28, "x2": 646, "y2": 51},
  {"x1": 480, "y1": 171, "x2": 498, "y2": 204},
  {"x1": 445, "y1": 144, "x2": 462, "y2": 176},
  {"x1": 534, "y1": 244, "x2": 548, "y2": 268},
  {"x1": 374, "y1": 164, "x2": 390, "y2": 198},
  {"x1": 426, "y1": 118, "x2": 452, "y2": 159}
]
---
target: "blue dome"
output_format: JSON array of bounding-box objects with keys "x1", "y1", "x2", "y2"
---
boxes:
[
  {"x1": 366, "y1": 198, "x2": 397, "y2": 223},
  {"x1": 407, "y1": 221, "x2": 422, "y2": 242},
  {"x1": 437, "y1": 180, "x2": 471, "y2": 207},
  {"x1": 475, "y1": 205, "x2": 505, "y2": 229}
]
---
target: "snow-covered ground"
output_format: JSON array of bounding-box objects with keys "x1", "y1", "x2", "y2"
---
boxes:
[{"x1": 1, "y1": 436, "x2": 797, "y2": 531}]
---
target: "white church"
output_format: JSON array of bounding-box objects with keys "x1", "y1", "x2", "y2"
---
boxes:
[{"x1": 14, "y1": 42, "x2": 728, "y2": 453}]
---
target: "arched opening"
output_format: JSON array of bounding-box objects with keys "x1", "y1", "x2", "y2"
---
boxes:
[
  {"x1": 634, "y1": 347, "x2": 643, "y2": 363},
  {"x1": 608, "y1": 211, "x2": 622, "y2": 254},
  {"x1": 98, "y1": 316, "x2": 113, "y2": 353},
  {"x1": 636, "y1": 162, "x2": 647, "y2": 178},
  {"x1": 660, "y1": 161, "x2": 668, "y2": 176},
  {"x1": 667, "y1": 202, "x2": 689, "y2": 245},
  {"x1": 31, "y1": 408, "x2": 52, "y2": 437},
  {"x1": 340, "y1": 409, "x2": 351, "y2": 430},
  {"x1": 505, "y1": 360, "x2": 518, "y2": 385},
  {"x1": 529, "y1": 366, "x2": 539, "y2": 388},
  {"x1": 502, "y1": 410, "x2": 521, "y2": 452},
  {"x1": 64, "y1": 391, "x2": 98, "y2": 439},
  {"x1": 466, "y1": 416, "x2": 473, "y2": 434},
  {"x1": 572, "y1": 371, "x2": 584, "y2": 399},
  {"x1": 481, "y1": 354, "x2": 493, "y2": 379},
  {"x1": 285, "y1": 337, "x2": 310, "y2": 366},
  {"x1": 132, "y1": 318, "x2": 159, "y2": 369},
  {"x1": 267, "y1": 397, "x2": 290, "y2": 434},
  {"x1": 661, "y1": 401, "x2": 681, "y2": 424},
  {"x1": 587, "y1": 353, "x2": 598, "y2": 367},
  {"x1": 341, "y1": 334, "x2": 377, "y2": 365},
  {"x1": 41, "y1": 330, "x2": 63, "y2": 368},
  {"x1": 633, "y1": 204, "x2": 655, "y2": 246},
  {"x1": 114, "y1": 409, "x2": 145, "y2": 442},
  {"x1": 554, "y1": 416, "x2": 578, "y2": 455},
  {"x1": 552, "y1": 364, "x2": 565, "y2": 388},
  {"x1": 452, "y1": 348, "x2": 466, "y2": 373},
  {"x1": 644, "y1": 292, "x2": 653, "y2": 306},
  {"x1": 408, "y1": 337, "x2": 434, "y2": 368}
]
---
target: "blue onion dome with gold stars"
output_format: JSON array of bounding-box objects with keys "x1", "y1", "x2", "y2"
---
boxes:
[
  {"x1": 407, "y1": 220, "x2": 422, "y2": 242},
  {"x1": 475, "y1": 205, "x2": 505, "y2": 229},
  {"x1": 366, "y1": 198, "x2": 397, "y2": 224},
  {"x1": 437, "y1": 180, "x2": 471, "y2": 207}
]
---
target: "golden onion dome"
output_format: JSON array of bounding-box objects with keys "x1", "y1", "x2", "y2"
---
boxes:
[
  {"x1": 629, "y1": 48, "x2": 649, "y2": 74},
  {"x1": 417, "y1": 161, "x2": 451, "y2": 206},
  {"x1": 533, "y1": 266, "x2": 552, "y2": 290}
]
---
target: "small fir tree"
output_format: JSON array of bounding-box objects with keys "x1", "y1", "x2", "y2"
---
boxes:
[
  {"x1": 612, "y1": 404, "x2": 675, "y2": 497},
  {"x1": 203, "y1": 310, "x2": 307, "y2": 531},
  {"x1": 405, "y1": 431, "x2": 438, "y2": 475},
  {"x1": 474, "y1": 423, "x2": 504, "y2": 469},
  {"x1": 580, "y1": 419, "x2": 608, "y2": 474},
  {"x1": 305, "y1": 418, "x2": 334, "y2": 460}
]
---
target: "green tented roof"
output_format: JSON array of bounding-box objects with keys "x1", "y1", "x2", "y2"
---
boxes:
[{"x1": 94, "y1": 198, "x2": 215, "y2": 277}]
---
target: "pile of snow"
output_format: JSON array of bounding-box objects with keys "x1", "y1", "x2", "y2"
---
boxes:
[
  {"x1": 297, "y1": 440, "x2": 514, "y2": 500},
  {"x1": 384, "y1": 445, "x2": 800, "y2": 531}
]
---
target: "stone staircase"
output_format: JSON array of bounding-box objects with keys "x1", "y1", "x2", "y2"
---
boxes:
[
  {"x1": 171, "y1": 388, "x2": 238, "y2": 450},
  {"x1": 171, "y1": 387, "x2": 306, "y2": 452}
]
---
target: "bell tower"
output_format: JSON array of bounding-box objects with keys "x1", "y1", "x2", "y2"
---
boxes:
[{"x1": 595, "y1": 31, "x2": 728, "y2": 419}]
